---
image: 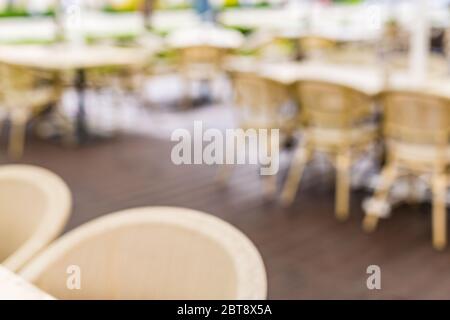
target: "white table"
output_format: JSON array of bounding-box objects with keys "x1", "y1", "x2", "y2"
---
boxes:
[
  {"x1": 0, "y1": 44, "x2": 151, "y2": 70},
  {"x1": 255, "y1": 61, "x2": 450, "y2": 99},
  {"x1": 225, "y1": 58, "x2": 384, "y2": 93},
  {"x1": 219, "y1": 4, "x2": 449, "y2": 32},
  {"x1": 277, "y1": 28, "x2": 380, "y2": 44},
  {"x1": 0, "y1": 4, "x2": 448, "y2": 44},
  {"x1": 0, "y1": 10, "x2": 199, "y2": 44},
  {"x1": 0, "y1": 44, "x2": 153, "y2": 142},
  {"x1": 259, "y1": 62, "x2": 383, "y2": 95},
  {"x1": 166, "y1": 23, "x2": 244, "y2": 49},
  {"x1": 0, "y1": 17, "x2": 55, "y2": 43},
  {"x1": 219, "y1": 8, "x2": 303, "y2": 31},
  {"x1": 0, "y1": 265, "x2": 53, "y2": 300}
]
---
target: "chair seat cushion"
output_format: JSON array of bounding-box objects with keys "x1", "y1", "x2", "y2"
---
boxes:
[
  {"x1": 388, "y1": 141, "x2": 450, "y2": 163},
  {"x1": 236, "y1": 105, "x2": 299, "y2": 134},
  {"x1": 241, "y1": 116, "x2": 297, "y2": 132},
  {"x1": 307, "y1": 124, "x2": 378, "y2": 147}
]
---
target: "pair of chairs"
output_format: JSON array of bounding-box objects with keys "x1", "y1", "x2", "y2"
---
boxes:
[
  {"x1": 228, "y1": 71, "x2": 450, "y2": 250},
  {"x1": 0, "y1": 165, "x2": 266, "y2": 299},
  {"x1": 228, "y1": 72, "x2": 377, "y2": 220}
]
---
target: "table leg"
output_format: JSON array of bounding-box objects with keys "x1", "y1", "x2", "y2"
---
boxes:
[
  {"x1": 199, "y1": 79, "x2": 212, "y2": 105},
  {"x1": 75, "y1": 68, "x2": 88, "y2": 142}
]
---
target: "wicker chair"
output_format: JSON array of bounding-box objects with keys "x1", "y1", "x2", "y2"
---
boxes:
[
  {"x1": 0, "y1": 165, "x2": 72, "y2": 272},
  {"x1": 178, "y1": 45, "x2": 226, "y2": 107},
  {"x1": 298, "y1": 36, "x2": 336, "y2": 61},
  {"x1": 363, "y1": 91, "x2": 450, "y2": 250},
  {"x1": 281, "y1": 80, "x2": 378, "y2": 220},
  {"x1": 20, "y1": 207, "x2": 267, "y2": 300},
  {"x1": 0, "y1": 63, "x2": 62, "y2": 158},
  {"x1": 218, "y1": 70, "x2": 295, "y2": 197}
]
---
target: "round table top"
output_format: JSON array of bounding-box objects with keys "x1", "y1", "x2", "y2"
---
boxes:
[
  {"x1": 0, "y1": 44, "x2": 153, "y2": 70},
  {"x1": 276, "y1": 28, "x2": 380, "y2": 44},
  {"x1": 219, "y1": 4, "x2": 450, "y2": 31},
  {"x1": 0, "y1": 11, "x2": 197, "y2": 44},
  {"x1": 0, "y1": 17, "x2": 55, "y2": 43},
  {"x1": 226, "y1": 57, "x2": 450, "y2": 99},
  {"x1": 166, "y1": 23, "x2": 245, "y2": 50}
]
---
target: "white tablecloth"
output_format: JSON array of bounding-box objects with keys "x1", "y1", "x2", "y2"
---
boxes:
[
  {"x1": 0, "y1": 44, "x2": 152, "y2": 70},
  {"x1": 226, "y1": 58, "x2": 450, "y2": 99},
  {"x1": 166, "y1": 23, "x2": 244, "y2": 49}
]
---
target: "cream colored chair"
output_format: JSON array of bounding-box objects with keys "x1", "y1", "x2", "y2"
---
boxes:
[
  {"x1": 178, "y1": 45, "x2": 227, "y2": 107},
  {"x1": 0, "y1": 165, "x2": 72, "y2": 272},
  {"x1": 363, "y1": 91, "x2": 450, "y2": 250},
  {"x1": 0, "y1": 64, "x2": 63, "y2": 159},
  {"x1": 246, "y1": 31, "x2": 295, "y2": 62},
  {"x1": 229, "y1": 71, "x2": 295, "y2": 132},
  {"x1": 327, "y1": 43, "x2": 378, "y2": 66},
  {"x1": 218, "y1": 70, "x2": 295, "y2": 197},
  {"x1": 20, "y1": 207, "x2": 267, "y2": 300},
  {"x1": 298, "y1": 36, "x2": 336, "y2": 61},
  {"x1": 179, "y1": 45, "x2": 225, "y2": 80},
  {"x1": 281, "y1": 80, "x2": 378, "y2": 220}
]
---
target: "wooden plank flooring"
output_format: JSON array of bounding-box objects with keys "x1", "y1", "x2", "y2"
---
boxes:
[{"x1": 2, "y1": 133, "x2": 450, "y2": 299}]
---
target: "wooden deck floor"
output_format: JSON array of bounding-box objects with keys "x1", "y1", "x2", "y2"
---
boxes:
[{"x1": 3, "y1": 133, "x2": 450, "y2": 299}]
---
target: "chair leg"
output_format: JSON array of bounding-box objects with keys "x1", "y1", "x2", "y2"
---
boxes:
[
  {"x1": 432, "y1": 173, "x2": 447, "y2": 251},
  {"x1": 8, "y1": 111, "x2": 28, "y2": 159},
  {"x1": 181, "y1": 76, "x2": 192, "y2": 109},
  {"x1": 0, "y1": 115, "x2": 4, "y2": 137},
  {"x1": 263, "y1": 174, "x2": 277, "y2": 200},
  {"x1": 362, "y1": 164, "x2": 398, "y2": 232},
  {"x1": 406, "y1": 174, "x2": 420, "y2": 205},
  {"x1": 362, "y1": 215, "x2": 380, "y2": 233},
  {"x1": 335, "y1": 151, "x2": 351, "y2": 221},
  {"x1": 280, "y1": 145, "x2": 312, "y2": 206},
  {"x1": 261, "y1": 132, "x2": 280, "y2": 200},
  {"x1": 55, "y1": 109, "x2": 77, "y2": 147}
]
